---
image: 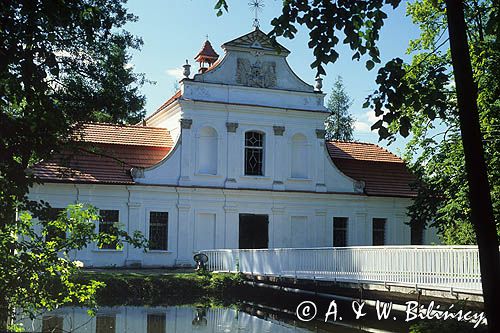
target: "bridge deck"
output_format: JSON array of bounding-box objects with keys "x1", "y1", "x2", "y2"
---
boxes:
[{"x1": 201, "y1": 246, "x2": 491, "y2": 296}]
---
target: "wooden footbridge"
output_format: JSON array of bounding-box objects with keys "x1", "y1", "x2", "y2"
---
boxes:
[{"x1": 201, "y1": 246, "x2": 488, "y2": 301}]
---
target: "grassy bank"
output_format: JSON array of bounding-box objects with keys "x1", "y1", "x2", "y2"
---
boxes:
[{"x1": 74, "y1": 270, "x2": 244, "y2": 306}]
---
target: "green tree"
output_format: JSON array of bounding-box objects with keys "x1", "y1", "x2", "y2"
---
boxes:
[
  {"x1": 214, "y1": 0, "x2": 500, "y2": 330},
  {"x1": 400, "y1": 1, "x2": 500, "y2": 246},
  {"x1": 325, "y1": 76, "x2": 355, "y2": 141},
  {"x1": 0, "y1": 0, "x2": 147, "y2": 328}
]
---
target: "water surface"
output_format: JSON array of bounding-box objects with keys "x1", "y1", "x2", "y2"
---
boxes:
[{"x1": 18, "y1": 303, "x2": 407, "y2": 333}]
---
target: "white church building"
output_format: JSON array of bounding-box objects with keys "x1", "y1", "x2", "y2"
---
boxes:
[{"x1": 31, "y1": 29, "x2": 436, "y2": 267}]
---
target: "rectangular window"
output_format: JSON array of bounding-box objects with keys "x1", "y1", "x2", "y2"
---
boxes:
[
  {"x1": 45, "y1": 208, "x2": 66, "y2": 242},
  {"x1": 149, "y1": 212, "x2": 168, "y2": 250},
  {"x1": 333, "y1": 217, "x2": 348, "y2": 247},
  {"x1": 147, "y1": 314, "x2": 166, "y2": 333},
  {"x1": 96, "y1": 315, "x2": 116, "y2": 333},
  {"x1": 411, "y1": 224, "x2": 424, "y2": 245},
  {"x1": 99, "y1": 210, "x2": 119, "y2": 249},
  {"x1": 372, "y1": 218, "x2": 386, "y2": 246},
  {"x1": 42, "y1": 316, "x2": 63, "y2": 333},
  {"x1": 244, "y1": 131, "x2": 264, "y2": 176}
]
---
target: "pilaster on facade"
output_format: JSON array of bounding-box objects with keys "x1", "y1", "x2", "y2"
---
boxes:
[
  {"x1": 273, "y1": 126, "x2": 286, "y2": 190},
  {"x1": 179, "y1": 118, "x2": 193, "y2": 186},
  {"x1": 126, "y1": 201, "x2": 143, "y2": 267},
  {"x1": 175, "y1": 202, "x2": 193, "y2": 266},
  {"x1": 315, "y1": 130, "x2": 327, "y2": 192},
  {"x1": 225, "y1": 122, "x2": 239, "y2": 188},
  {"x1": 314, "y1": 209, "x2": 328, "y2": 246},
  {"x1": 223, "y1": 203, "x2": 239, "y2": 248}
]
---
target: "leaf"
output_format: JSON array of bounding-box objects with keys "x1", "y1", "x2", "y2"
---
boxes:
[{"x1": 366, "y1": 60, "x2": 375, "y2": 70}]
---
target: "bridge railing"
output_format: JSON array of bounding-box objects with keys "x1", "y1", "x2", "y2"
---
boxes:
[{"x1": 201, "y1": 246, "x2": 487, "y2": 294}]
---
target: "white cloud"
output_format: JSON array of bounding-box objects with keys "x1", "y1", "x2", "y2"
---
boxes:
[
  {"x1": 366, "y1": 110, "x2": 381, "y2": 123},
  {"x1": 353, "y1": 111, "x2": 382, "y2": 133},
  {"x1": 165, "y1": 68, "x2": 184, "y2": 80},
  {"x1": 354, "y1": 121, "x2": 372, "y2": 133}
]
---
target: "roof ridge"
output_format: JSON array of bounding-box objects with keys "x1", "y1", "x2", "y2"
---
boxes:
[
  {"x1": 80, "y1": 122, "x2": 169, "y2": 131},
  {"x1": 327, "y1": 139, "x2": 376, "y2": 146},
  {"x1": 154, "y1": 90, "x2": 182, "y2": 114},
  {"x1": 326, "y1": 140, "x2": 404, "y2": 163}
]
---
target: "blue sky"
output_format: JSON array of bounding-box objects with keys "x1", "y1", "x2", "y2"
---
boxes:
[{"x1": 124, "y1": 0, "x2": 421, "y2": 154}]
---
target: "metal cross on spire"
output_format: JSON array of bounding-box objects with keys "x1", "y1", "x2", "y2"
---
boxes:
[{"x1": 249, "y1": 0, "x2": 264, "y2": 29}]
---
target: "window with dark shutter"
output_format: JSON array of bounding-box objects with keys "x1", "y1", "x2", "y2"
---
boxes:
[
  {"x1": 244, "y1": 131, "x2": 264, "y2": 176},
  {"x1": 44, "y1": 208, "x2": 66, "y2": 242},
  {"x1": 149, "y1": 212, "x2": 168, "y2": 250},
  {"x1": 147, "y1": 314, "x2": 166, "y2": 333},
  {"x1": 333, "y1": 217, "x2": 348, "y2": 247},
  {"x1": 99, "y1": 210, "x2": 119, "y2": 249},
  {"x1": 372, "y1": 218, "x2": 386, "y2": 246},
  {"x1": 96, "y1": 315, "x2": 116, "y2": 333}
]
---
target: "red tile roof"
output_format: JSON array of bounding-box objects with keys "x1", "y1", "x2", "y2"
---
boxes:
[
  {"x1": 33, "y1": 124, "x2": 415, "y2": 197},
  {"x1": 326, "y1": 141, "x2": 416, "y2": 198},
  {"x1": 73, "y1": 123, "x2": 173, "y2": 147},
  {"x1": 194, "y1": 40, "x2": 219, "y2": 63},
  {"x1": 33, "y1": 123, "x2": 173, "y2": 184},
  {"x1": 154, "y1": 90, "x2": 182, "y2": 115}
]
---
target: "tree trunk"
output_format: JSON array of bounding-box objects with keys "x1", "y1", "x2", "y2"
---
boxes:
[{"x1": 445, "y1": 1, "x2": 500, "y2": 331}]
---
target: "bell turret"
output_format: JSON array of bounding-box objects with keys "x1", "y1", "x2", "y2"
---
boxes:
[{"x1": 194, "y1": 39, "x2": 219, "y2": 74}]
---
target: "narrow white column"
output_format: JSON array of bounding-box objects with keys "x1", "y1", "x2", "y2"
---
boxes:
[
  {"x1": 179, "y1": 118, "x2": 193, "y2": 186},
  {"x1": 315, "y1": 209, "x2": 327, "y2": 247},
  {"x1": 315, "y1": 129, "x2": 327, "y2": 192},
  {"x1": 175, "y1": 188, "x2": 193, "y2": 266},
  {"x1": 125, "y1": 201, "x2": 143, "y2": 267},
  {"x1": 225, "y1": 122, "x2": 239, "y2": 188},
  {"x1": 355, "y1": 212, "x2": 369, "y2": 245},
  {"x1": 272, "y1": 126, "x2": 285, "y2": 190},
  {"x1": 271, "y1": 206, "x2": 287, "y2": 247},
  {"x1": 224, "y1": 202, "x2": 239, "y2": 248}
]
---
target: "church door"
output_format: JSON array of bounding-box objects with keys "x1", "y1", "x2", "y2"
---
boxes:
[{"x1": 239, "y1": 214, "x2": 269, "y2": 249}]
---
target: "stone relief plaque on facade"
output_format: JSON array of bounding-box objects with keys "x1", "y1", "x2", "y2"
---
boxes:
[{"x1": 236, "y1": 58, "x2": 277, "y2": 88}]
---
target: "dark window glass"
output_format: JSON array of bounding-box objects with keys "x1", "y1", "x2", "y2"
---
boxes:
[
  {"x1": 244, "y1": 131, "x2": 264, "y2": 176},
  {"x1": 96, "y1": 315, "x2": 116, "y2": 333},
  {"x1": 44, "y1": 208, "x2": 66, "y2": 242},
  {"x1": 42, "y1": 316, "x2": 63, "y2": 333},
  {"x1": 147, "y1": 314, "x2": 166, "y2": 333},
  {"x1": 372, "y1": 218, "x2": 386, "y2": 246},
  {"x1": 411, "y1": 224, "x2": 424, "y2": 245},
  {"x1": 149, "y1": 212, "x2": 168, "y2": 250},
  {"x1": 333, "y1": 217, "x2": 348, "y2": 247},
  {"x1": 99, "y1": 210, "x2": 119, "y2": 249}
]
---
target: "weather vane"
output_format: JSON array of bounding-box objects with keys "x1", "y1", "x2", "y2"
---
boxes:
[{"x1": 249, "y1": 0, "x2": 264, "y2": 29}]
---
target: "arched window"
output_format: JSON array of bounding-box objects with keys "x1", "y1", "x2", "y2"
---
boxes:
[
  {"x1": 244, "y1": 131, "x2": 264, "y2": 176},
  {"x1": 198, "y1": 126, "x2": 218, "y2": 175},
  {"x1": 291, "y1": 133, "x2": 308, "y2": 178}
]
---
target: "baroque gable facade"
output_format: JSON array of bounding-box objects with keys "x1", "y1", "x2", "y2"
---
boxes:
[{"x1": 30, "y1": 29, "x2": 438, "y2": 267}]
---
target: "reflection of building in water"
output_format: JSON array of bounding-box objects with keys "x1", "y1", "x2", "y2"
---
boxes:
[{"x1": 20, "y1": 306, "x2": 311, "y2": 333}]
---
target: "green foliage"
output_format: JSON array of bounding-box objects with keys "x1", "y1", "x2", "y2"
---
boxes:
[
  {"x1": 268, "y1": 1, "x2": 401, "y2": 76},
  {"x1": 213, "y1": 0, "x2": 400, "y2": 76},
  {"x1": 325, "y1": 76, "x2": 355, "y2": 141},
  {"x1": 1, "y1": 204, "x2": 146, "y2": 322},
  {"x1": 73, "y1": 272, "x2": 244, "y2": 306},
  {"x1": 0, "y1": 0, "x2": 148, "y2": 327},
  {"x1": 398, "y1": 0, "x2": 500, "y2": 244},
  {"x1": 215, "y1": 1, "x2": 499, "y2": 244}
]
